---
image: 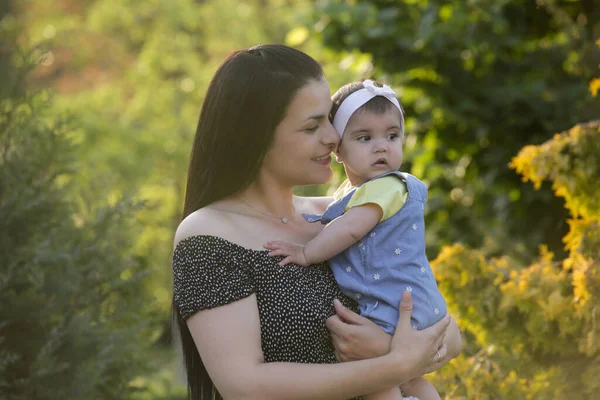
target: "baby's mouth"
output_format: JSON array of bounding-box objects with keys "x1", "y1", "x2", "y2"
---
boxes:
[{"x1": 372, "y1": 158, "x2": 388, "y2": 167}]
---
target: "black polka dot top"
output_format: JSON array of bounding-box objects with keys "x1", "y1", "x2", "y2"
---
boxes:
[{"x1": 172, "y1": 234, "x2": 358, "y2": 366}]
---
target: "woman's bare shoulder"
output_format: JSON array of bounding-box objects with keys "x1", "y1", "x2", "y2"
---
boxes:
[
  {"x1": 174, "y1": 207, "x2": 233, "y2": 247},
  {"x1": 294, "y1": 195, "x2": 334, "y2": 214}
]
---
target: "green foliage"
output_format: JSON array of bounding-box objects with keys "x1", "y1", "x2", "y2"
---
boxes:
[
  {"x1": 315, "y1": 0, "x2": 600, "y2": 258},
  {"x1": 315, "y1": 7, "x2": 600, "y2": 395},
  {"x1": 16, "y1": 0, "x2": 368, "y2": 321},
  {"x1": 12, "y1": 0, "x2": 600, "y2": 397},
  {"x1": 431, "y1": 121, "x2": 600, "y2": 399},
  {"x1": 13, "y1": 0, "x2": 368, "y2": 396},
  {"x1": 0, "y1": 48, "x2": 159, "y2": 399},
  {"x1": 510, "y1": 121, "x2": 600, "y2": 221}
]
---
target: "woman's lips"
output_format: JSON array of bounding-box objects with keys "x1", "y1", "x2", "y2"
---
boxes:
[{"x1": 312, "y1": 154, "x2": 332, "y2": 165}]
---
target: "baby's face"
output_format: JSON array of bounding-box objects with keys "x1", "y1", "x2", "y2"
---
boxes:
[{"x1": 336, "y1": 107, "x2": 404, "y2": 186}]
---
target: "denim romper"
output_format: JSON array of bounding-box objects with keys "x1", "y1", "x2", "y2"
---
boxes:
[{"x1": 304, "y1": 171, "x2": 447, "y2": 333}]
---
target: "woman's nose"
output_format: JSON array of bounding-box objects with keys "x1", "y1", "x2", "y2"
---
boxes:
[{"x1": 321, "y1": 121, "x2": 340, "y2": 149}]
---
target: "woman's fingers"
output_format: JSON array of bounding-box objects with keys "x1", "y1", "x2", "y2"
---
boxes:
[
  {"x1": 431, "y1": 314, "x2": 451, "y2": 347},
  {"x1": 397, "y1": 290, "x2": 413, "y2": 328},
  {"x1": 330, "y1": 332, "x2": 348, "y2": 362},
  {"x1": 422, "y1": 344, "x2": 448, "y2": 375},
  {"x1": 327, "y1": 315, "x2": 352, "y2": 361},
  {"x1": 325, "y1": 314, "x2": 348, "y2": 338},
  {"x1": 333, "y1": 349, "x2": 341, "y2": 362},
  {"x1": 333, "y1": 299, "x2": 364, "y2": 325},
  {"x1": 390, "y1": 292, "x2": 454, "y2": 376},
  {"x1": 434, "y1": 327, "x2": 447, "y2": 352},
  {"x1": 418, "y1": 313, "x2": 450, "y2": 349},
  {"x1": 436, "y1": 343, "x2": 448, "y2": 363}
]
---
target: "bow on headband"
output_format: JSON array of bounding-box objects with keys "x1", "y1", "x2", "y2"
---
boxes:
[
  {"x1": 363, "y1": 80, "x2": 396, "y2": 99},
  {"x1": 332, "y1": 80, "x2": 403, "y2": 137}
]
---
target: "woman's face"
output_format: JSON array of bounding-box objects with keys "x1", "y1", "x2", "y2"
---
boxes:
[{"x1": 261, "y1": 78, "x2": 339, "y2": 187}]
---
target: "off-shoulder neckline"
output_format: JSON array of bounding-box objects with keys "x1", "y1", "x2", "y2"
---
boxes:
[
  {"x1": 174, "y1": 234, "x2": 332, "y2": 269},
  {"x1": 175, "y1": 234, "x2": 271, "y2": 254}
]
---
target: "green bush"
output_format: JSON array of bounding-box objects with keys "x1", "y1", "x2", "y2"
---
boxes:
[
  {"x1": 0, "y1": 49, "x2": 156, "y2": 400},
  {"x1": 430, "y1": 120, "x2": 600, "y2": 399},
  {"x1": 315, "y1": 0, "x2": 600, "y2": 259}
]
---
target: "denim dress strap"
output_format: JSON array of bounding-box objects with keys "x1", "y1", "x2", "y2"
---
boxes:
[
  {"x1": 401, "y1": 172, "x2": 428, "y2": 203},
  {"x1": 302, "y1": 187, "x2": 358, "y2": 225},
  {"x1": 301, "y1": 213, "x2": 323, "y2": 223},
  {"x1": 302, "y1": 171, "x2": 408, "y2": 224}
]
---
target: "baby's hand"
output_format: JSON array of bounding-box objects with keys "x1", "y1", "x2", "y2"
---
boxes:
[{"x1": 264, "y1": 240, "x2": 309, "y2": 266}]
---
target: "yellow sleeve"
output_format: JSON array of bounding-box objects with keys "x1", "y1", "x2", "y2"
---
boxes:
[{"x1": 345, "y1": 175, "x2": 408, "y2": 222}]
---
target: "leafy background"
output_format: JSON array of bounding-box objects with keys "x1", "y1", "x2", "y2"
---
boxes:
[{"x1": 1, "y1": 0, "x2": 599, "y2": 398}]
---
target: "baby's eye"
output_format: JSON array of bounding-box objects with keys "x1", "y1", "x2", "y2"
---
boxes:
[
  {"x1": 387, "y1": 132, "x2": 401, "y2": 140},
  {"x1": 357, "y1": 135, "x2": 371, "y2": 142}
]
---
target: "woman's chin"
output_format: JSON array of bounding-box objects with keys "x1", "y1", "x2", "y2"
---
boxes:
[
  {"x1": 299, "y1": 168, "x2": 333, "y2": 186},
  {"x1": 316, "y1": 168, "x2": 334, "y2": 184}
]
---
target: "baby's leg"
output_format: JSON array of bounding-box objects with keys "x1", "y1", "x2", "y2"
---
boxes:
[
  {"x1": 401, "y1": 377, "x2": 440, "y2": 400},
  {"x1": 364, "y1": 386, "x2": 404, "y2": 400}
]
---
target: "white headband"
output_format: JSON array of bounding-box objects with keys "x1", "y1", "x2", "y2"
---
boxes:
[{"x1": 332, "y1": 79, "x2": 402, "y2": 137}]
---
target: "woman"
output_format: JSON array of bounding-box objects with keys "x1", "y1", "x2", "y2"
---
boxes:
[{"x1": 172, "y1": 44, "x2": 459, "y2": 400}]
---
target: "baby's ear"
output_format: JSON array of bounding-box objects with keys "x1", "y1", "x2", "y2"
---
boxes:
[{"x1": 334, "y1": 140, "x2": 344, "y2": 162}]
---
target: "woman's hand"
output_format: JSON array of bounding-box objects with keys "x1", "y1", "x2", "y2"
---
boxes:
[
  {"x1": 390, "y1": 291, "x2": 450, "y2": 379},
  {"x1": 441, "y1": 316, "x2": 463, "y2": 362},
  {"x1": 326, "y1": 299, "x2": 391, "y2": 362}
]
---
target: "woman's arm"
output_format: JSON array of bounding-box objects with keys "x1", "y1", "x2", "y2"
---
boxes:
[
  {"x1": 187, "y1": 291, "x2": 450, "y2": 400},
  {"x1": 265, "y1": 203, "x2": 382, "y2": 266},
  {"x1": 327, "y1": 300, "x2": 461, "y2": 368},
  {"x1": 299, "y1": 195, "x2": 334, "y2": 214}
]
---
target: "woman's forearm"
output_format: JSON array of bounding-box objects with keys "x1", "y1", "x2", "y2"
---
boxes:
[
  {"x1": 189, "y1": 291, "x2": 449, "y2": 400},
  {"x1": 239, "y1": 354, "x2": 409, "y2": 400}
]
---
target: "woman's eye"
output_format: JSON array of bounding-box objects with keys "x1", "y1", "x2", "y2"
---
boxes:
[{"x1": 305, "y1": 125, "x2": 319, "y2": 132}]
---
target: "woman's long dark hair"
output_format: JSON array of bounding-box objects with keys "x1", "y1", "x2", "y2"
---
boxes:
[{"x1": 173, "y1": 44, "x2": 324, "y2": 400}]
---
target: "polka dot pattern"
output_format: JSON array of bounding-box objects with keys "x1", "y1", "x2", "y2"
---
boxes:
[{"x1": 172, "y1": 235, "x2": 359, "y2": 367}]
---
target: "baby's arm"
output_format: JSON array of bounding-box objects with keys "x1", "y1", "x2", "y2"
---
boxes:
[{"x1": 265, "y1": 203, "x2": 382, "y2": 266}]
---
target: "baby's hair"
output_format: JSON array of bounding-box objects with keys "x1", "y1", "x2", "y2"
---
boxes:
[{"x1": 330, "y1": 80, "x2": 404, "y2": 136}]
